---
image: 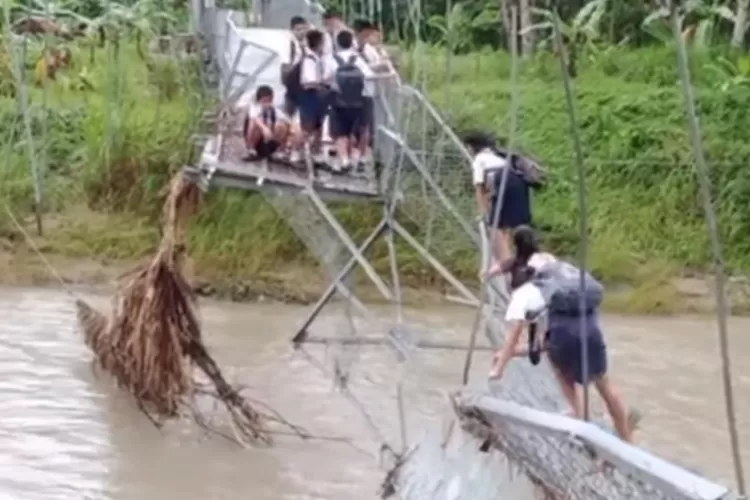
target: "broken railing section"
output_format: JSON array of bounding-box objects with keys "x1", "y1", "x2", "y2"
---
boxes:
[{"x1": 449, "y1": 391, "x2": 736, "y2": 500}]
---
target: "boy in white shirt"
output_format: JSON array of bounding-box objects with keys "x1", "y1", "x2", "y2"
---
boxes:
[
  {"x1": 243, "y1": 85, "x2": 299, "y2": 161},
  {"x1": 280, "y1": 16, "x2": 309, "y2": 118},
  {"x1": 298, "y1": 29, "x2": 328, "y2": 166},
  {"x1": 322, "y1": 9, "x2": 348, "y2": 56},
  {"x1": 323, "y1": 30, "x2": 374, "y2": 171}
]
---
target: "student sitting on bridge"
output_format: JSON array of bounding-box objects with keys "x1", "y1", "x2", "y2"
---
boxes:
[
  {"x1": 243, "y1": 85, "x2": 299, "y2": 162},
  {"x1": 324, "y1": 30, "x2": 374, "y2": 171},
  {"x1": 489, "y1": 226, "x2": 634, "y2": 443}
]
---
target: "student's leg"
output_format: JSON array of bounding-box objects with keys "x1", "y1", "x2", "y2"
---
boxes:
[
  {"x1": 593, "y1": 374, "x2": 632, "y2": 442},
  {"x1": 329, "y1": 106, "x2": 349, "y2": 167},
  {"x1": 348, "y1": 108, "x2": 363, "y2": 164},
  {"x1": 359, "y1": 97, "x2": 374, "y2": 162},
  {"x1": 244, "y1": 119, "x2": 263, "y2": 157},
  {"x1": 550, "y1": 362, "x2": 583, "y2": 417}
]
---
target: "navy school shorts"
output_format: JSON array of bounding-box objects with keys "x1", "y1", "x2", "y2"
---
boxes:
[
  {"x1": 546, "y1": 312, "x2": 607, "y2": 385},
  {"x1": 329, "y1": 105, "x2": 364, "y2": 139},
  {"x1": 298, "y1": 88, "x2": 327, "y2": 131}
]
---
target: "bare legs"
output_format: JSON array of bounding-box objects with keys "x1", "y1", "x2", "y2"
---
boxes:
[{"x1": 551, "y1": 365, "x2": 633, "y2": 443}]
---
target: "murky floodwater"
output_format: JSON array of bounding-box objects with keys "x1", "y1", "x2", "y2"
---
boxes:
[{"x1": 1, "y1": 286, "x2": 749, "y2": 499}]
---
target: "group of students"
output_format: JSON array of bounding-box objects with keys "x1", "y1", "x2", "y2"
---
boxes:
[
  {"x1": 242, "y1": 10, "x2": 393, "y2": 173},
  {"x1": 466, "y1": 131, "x2": 636, "y2": 443}
]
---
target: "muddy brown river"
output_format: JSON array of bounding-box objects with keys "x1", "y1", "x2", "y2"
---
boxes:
[{"x1": 1, "y1": 286, "x2": 749, "y2": 499}]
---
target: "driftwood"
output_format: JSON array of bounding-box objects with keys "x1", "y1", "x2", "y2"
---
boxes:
[{"x1": 75, "y1": 174, "x2": 277, "y2": 445}]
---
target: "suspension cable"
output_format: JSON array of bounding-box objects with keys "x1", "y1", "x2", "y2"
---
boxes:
[
  {"x1": 462, "y1": 1, "x2": 519, "y2": 385},
  {"x1": 668, "y1": 0, "x2": 746, "y2": 494},
  {"x1": 550, "y1": 0, "x2": 591, "y2": 421}
]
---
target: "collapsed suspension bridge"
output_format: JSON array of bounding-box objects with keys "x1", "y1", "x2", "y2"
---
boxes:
[{"x1": 179, "y1": 0, "x2": 749, "y2": 499}]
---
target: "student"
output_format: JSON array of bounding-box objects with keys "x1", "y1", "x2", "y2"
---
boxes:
[
  {"x1": 354, "y1": 20, "x2": 390, "y2": 160},
  {"x1": 488, "y1": 226, "x2": 634, "y2": 443},
  {"x1": 322, "y1": 9, "x2": 348, "y2": 56},
  {"x1": 324, "y1": 29, "x2": 373, "y2": 171},
  {"x1": 464, "y1": 131, "x2": 532, "y2": 275},
  {"x1": 281, "y1": 16, "x2": 309, "y2": 118},
  {"x1": 298, "y1": 29, "x2": 328, "y2": 166},
  {"x1": 243, "y1": 85, "x2": 298, "y2": 161}
]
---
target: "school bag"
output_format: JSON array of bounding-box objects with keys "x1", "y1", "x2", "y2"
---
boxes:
[
  {"x1": 332, "y1": 53, "x2": 365, "y2": 108},
  {"x1": 493, "y1": 147, "x2": 547, "y2": 189},
  {"x1": 281, "y1": 41, "x2": 306, "y2": 91},
  {"x1": 531, "y1": 260, "x2": 603, "y2": 315}
]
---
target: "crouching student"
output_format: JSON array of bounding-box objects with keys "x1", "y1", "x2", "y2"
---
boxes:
[
  {"x1": 489, "y1": 226, "x2": 634, "y2": 443},
  {"x1": 243, "y1": 85, "x2": 300, "y2": 162}
]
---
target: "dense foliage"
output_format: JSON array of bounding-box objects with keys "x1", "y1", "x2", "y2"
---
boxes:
[{"x1": 2, "y1": 0, "x2": 750, "y2": 311}]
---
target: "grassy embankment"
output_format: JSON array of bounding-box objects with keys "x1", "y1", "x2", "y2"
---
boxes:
[{"x1": 2, "y1": 40, "x2": 750, "y2": 313}]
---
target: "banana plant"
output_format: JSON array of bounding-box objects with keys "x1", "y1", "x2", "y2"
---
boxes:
[
  {"x1": 641, "y1": 0, "x2": 736, "y2": 48},
  {"x1": 427, "y1": 4, "x2": 499, "y2": 54},
  {"x1": 523, "y1": 0, "x2": 608, "y2": 50}
]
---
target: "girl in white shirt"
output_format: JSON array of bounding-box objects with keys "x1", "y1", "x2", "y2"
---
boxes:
[{"x1": 489, "y1": 226, "x2": 634, "y2": 442}]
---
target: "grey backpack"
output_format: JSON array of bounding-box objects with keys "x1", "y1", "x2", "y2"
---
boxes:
[{"x1": 532, "y1": 260, "x2": 603, "y2": 315}]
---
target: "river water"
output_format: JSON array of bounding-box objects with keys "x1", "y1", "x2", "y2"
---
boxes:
[{"x1": 0, "y1": 286, "x2": 749, "y2": 499}]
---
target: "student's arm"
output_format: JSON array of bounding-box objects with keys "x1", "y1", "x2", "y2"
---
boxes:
[
  {"x1": 472, "y1": 157, "x2": 489, "y2": 215},
  {"x1": 490, "y1": 320, "x2": 524, "y2": 379}
]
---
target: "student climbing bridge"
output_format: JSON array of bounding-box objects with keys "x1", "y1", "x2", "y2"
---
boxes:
[{"x1": 184, "y1": 1, "x2": 743, "y2": 499}]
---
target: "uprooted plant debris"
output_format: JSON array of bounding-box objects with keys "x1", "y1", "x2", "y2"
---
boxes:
[{"x1": 75, "y1": 173, "x2": 299, "y2": 446}]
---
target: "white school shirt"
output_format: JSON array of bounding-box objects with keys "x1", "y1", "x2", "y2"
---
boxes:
[
  {"x1": 471, "y1": 148, "x2": 508, "y2": 186},
  {"x1": 324, "y1": 48, "x2": 374, "y2": 97},
  {"x1": 284, "y1": 34, "x2": 303, "y2": 65},
  {"x1": 504, "y1": 252, "x2": 558, "y2": 322},
  {"x1": 300, "y1": 49, "x2": 324, "y2": 86},
  {"x1": 360, "y1": 42, "x2": 385, "y2": 66},
  {"x1": 248, "y1": 104, "x2": 289, "y2": 125}
]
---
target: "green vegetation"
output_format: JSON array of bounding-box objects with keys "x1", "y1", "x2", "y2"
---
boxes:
[{"x1": 2, "y1": 0, "x2": 750, "y2": 313}]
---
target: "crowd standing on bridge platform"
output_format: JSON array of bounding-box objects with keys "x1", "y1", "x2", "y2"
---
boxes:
[{"x1": 244, "y1": 10, "x2": 394, "y2": 176}]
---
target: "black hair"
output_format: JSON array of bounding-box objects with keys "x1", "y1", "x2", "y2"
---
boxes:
[
  {"x1": 290, "y1": 16, "x2": 307, "y2": 28},
  {"x1": 352, "y1": 18, "x2": 369, "y2": 33},
  {"x1": 462, "y1": 130, "x2": 495, "y2": 152},
  {"x1": 323, "y1": 8, "x2": 342, "y2": 20},
  {"x1": 336, "y1": 29, "x2": 354, "y2": 49},
  {"x1": 306, "y1": 29, "x2": 324, "y2": 49},
  {"x1": 513, "y1": 225, "x2": 540, "y2": 266},
  {"x1": 255, "y1": 85, "x2": 274, "y2": 101},
  {"x1": 509, "y1": 264, "x2": 535, "y2": 290}
]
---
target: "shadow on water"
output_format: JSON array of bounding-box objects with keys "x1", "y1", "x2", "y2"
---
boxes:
[{"x1": 0, "y1": 286, "x2": 749, "y2": 498}]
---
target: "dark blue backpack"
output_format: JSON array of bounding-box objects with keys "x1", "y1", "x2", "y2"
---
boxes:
[{"x1": 333, "y1": 54, "x2": 365, "y2": 109}]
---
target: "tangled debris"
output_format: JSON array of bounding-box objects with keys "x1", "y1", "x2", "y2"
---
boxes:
[{"x1": 75, "y1": 174, "x2": 280, "y2": 445}]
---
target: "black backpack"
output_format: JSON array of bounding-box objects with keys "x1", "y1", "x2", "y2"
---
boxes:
[
  {"x1": 332, "y1": 54, "x2": 365, "y2": 108},
  {"x1": 281, "y1": 41, "x2": 304, "y2": 91}
]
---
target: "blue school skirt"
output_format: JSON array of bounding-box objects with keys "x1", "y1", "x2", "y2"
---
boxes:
[{"x1": 546, "y1": 312, "x2": 607, "y2": 385}]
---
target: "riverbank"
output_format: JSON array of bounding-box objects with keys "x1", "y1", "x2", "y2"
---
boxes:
[{"x1": 2, "y1": 208, "x2": 749, "y2": 315}]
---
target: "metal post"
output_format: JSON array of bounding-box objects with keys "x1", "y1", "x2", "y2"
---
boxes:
[
  {"x1": 305, "y1": 189, "x2": 393, "y2": 301},
  {"x1": 669, "y1": 0, "x2": 746, "y2": 494},
  {"x1": 391, "y1": 220, "x2": 479, "y2": 306},
  {"x1": 292, "y1": 218, "x2": 389, "y2": 344}
]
